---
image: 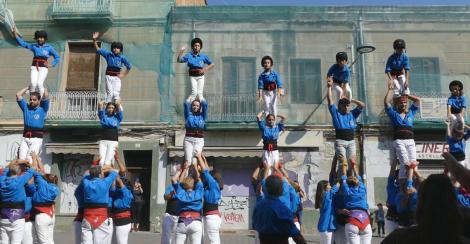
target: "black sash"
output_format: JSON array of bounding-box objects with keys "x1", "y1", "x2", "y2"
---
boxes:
[
  {"x1": 393, "y1": 126, "x2": 414, "y2": 140},
  {"x1": 101, "y1": 128, "x2": 118, "y2": 141},
  {"x1": 335, "y1": 129, "x2": 355, "y2": 141}
]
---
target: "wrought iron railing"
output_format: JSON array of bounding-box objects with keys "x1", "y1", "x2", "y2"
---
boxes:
[
  {"x1": 52, "y1": 0, "x2": 113, "y2": 15},
  {"x1": 47, "y1": 91, "x2": 105, "y2": 120},
  {"x1": 206, "y1": 93, "x2": 258, "y2": 122}
]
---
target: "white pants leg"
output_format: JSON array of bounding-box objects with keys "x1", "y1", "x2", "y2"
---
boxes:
[
  {"x1": 105, "y1": 75, "x2": 122, "y2": 103},
  {"x1": 345, "y1": 223, "x2": 372, "y2": 244},
  {"x1": 99, "y1": 140, "x2": 119, "y2": 166},
  {"x1": 73, "y1": 221, "x2": 82, "y2": 244},
  {"x1": 0, "y1": 218, "x2": 26, "y2": 244},
  {"x1": 333, "y1": 83, "x2": 344, "y2": 101},
  {"x1": 394, "y1": 139, "x2": 412, "y2": 179},
  {"x1": 34, "y1": 213, "x2": 55, "y2": 244},
  {"x1": 385, "y1": 219, "x2": 398, "y2": 236},
  {"x1": 81, "y1": 218, "x2": 113, "y2": 244},
  {"x1": 450, "y1": 114, "x2": 465, "y2": 131},
  {"x1": 319, "y1": 231, "x2": 333, "y2": 244},
  {"x1": 30, "y1": 66, "x2": 39, "y2": 94},
  {"x1": 183, "y1": 137, "x2": 204, "y2": 165},
  {"x1": 203, "y1": 215, "x2": 221, "y2": 244},
  {"x1": 30, "y1": 66, "x2": 48, "y2": 97},
  {"x1": 174, "y1": 221, "x2": 202, "y2": 244},
  {"x1": 107, "y1": 218, "x2": 113, "y2": 244},
  {"x1": 161, "y1": 213, "x2": 178, "y2": 244},
  {"x1": 262, "y1": 150, "x2": 279, "y2": 174},
  {"x1": 333, "y1": 225, "x2": 347, "y2": 244},
  {"x1": 19, "y1": 137, "x2": 43, "y2": 164},
  {"x1": 113, "y1": 223, "x2": 131, "y2": 244},
  {"x1": 196, "y1": 76, "x2": 205, "y2": 101},
  {"x1": 262, "y1": 90, "x2": 277, "y2": 117},
  {"x1": 190, "y1": 76, "x2": 198, "y2": 101},
  {"x1": 21, "y1": 221, "x2": 33, "y2": 244}
]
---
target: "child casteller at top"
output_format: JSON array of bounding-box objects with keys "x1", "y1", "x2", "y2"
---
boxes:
[
  {"x1": 177, "y1": 38, "x2": 215, "y2": 101},
  {"x1": 327, "y1": 52, "x2": 351, "y2": 101},
  {"x1": 385, "y1": 39, "x2": 410, "y2": 97},
  {"x1": 92, "y1": 32, "x2": 132, "y2": 103}
]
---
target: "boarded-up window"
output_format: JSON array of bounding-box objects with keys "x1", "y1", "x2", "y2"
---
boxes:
[
  {"x1": 410, "y1": 57, "x2": 440, "y2": 94},
  {"x1": 66, "y1": 43, "x2": 100, "y2": 91},
  {"x1": 290, "y1": 59, "x2": 322, "y2": 104}
]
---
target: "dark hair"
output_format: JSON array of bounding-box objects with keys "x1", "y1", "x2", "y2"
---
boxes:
[
  {"x1": 191, "y1": 99, "x2": 202, "y2": 114},
  {"x1": 106, "y1": 102, "x2": 116, "y2": 109},
  {"x1": 336, "y1": 52, "x2": 348, "y2": 62},
  {"x1": 111, "y1": 42, "x2": 123, "y2": 52},
  {"x1": 315, "y1": 180, "x2": 329, "y2": 209},
  {"x1": 210, "y1": 170, "x2": 224, "y2": 190},
  {"x1": 261, "y1": 56, "x2": 274, "y2": 66},
  {"x1": 393, "y1": 39, "x2": 406, "y2": 49},
  {"x1": 338, "y1": 98, "x2": 351, "y2": 106},
  {"x1": 191, "y1": 38, "x2": 203, "y2": 48},
  {"x1": 123, "y1": 178, "x2": 132, "y2": 190},
  {"x1": 449, "y1": 80, "x2": 464, "y2": 92},
  {"x1": 30, "y1": 92, "x2": 41, "y2": 100},
  {"x1": 415, "y1": 174, "x2": 462, "y2": 244},
  {"x1": 89, "y1": 166, "x2": 102, "y2": 178},
  {"x1": 265, "y1": 114, "x2": 276, "y2": 121},
  {"x1": 265, "y1": 175, "x2": 283, "y2": 197},
  {"x1": 44, "y1": 174, "x2": 58, "y2": 185},
  {"x1": 34, "y1": 30, "x2": 47, "y2": 41}
]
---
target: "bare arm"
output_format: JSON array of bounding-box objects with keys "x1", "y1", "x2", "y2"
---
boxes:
[
  {"x1": 256, "y1": 111, "x2": 263, "y2": 122},
  {"x1": 442, "y1": 152, "x2": 470, "y2": 190},
  {"x1": 204, "y1": 63, "x2": 215, "y2": 73},
  {"x1": 116, "y1": 176, "x2": 124, "y2": 188},
  {"x1": 389, "y1": 158, "x2": 398, "y2": 177},
  {"x1": 252, "y1": 165, "x2": 261, "y2": 182},
  {"x1": 384, "y1": 87, "x2": 393, "y2": 108},
  {"x1": 408, "y1": 94, "x2": 420, "y2": 106},
  {"x1": 351, "y1": 99, "x2": 365, "y2": 109},
  {"x1": 196, "y1": 154, "x2": 207, "y2": 171},
  {"x1": 327, "y1": 78, "x2": 333, "y2": 106},
  {"x1": 277, "y1": 114, "x2": 287, "y2": 123},
  {"x1": 42, "y1": 87, "x2": 49, "y2": 100},
  {"x1": 98, "y1": 101, "x2": 105, "y2": 110},
  {"x1": 329, "y1": 154, "x2": 338, "y2": 182},
  {"x1": 92, "y1": 32, "x2": 100, "y2": 51},
  {"x1": 446, "y1": 121, "x2": 452, "y2": 137},
  {"x1": 114, "y1": 149, "x2": 126, "y2": 175},
  {"x1": 16, "y1": 87, "x2": 28, "y2": 101}
]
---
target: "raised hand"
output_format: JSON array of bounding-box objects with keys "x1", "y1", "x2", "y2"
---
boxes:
[{"x1": 92, "y1": 32, "x2": 100, "y2": 40}]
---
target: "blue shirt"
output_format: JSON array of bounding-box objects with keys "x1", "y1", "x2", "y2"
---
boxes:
[
  {"x1": 184, "y1": 100, "x2": 208, "y2": 130},
  {"x1": 447, "y1": 131, "x2": 470, "y2": 154},
  {"x1": 448, "y1": 95, "x2": 467, "y2": 111},
  {"x1": 31, "y1": 172, "x2": 59, "y2": 204},
  {"x1": 385, "y1": 53, "x2": 410, "y2": 73},
  {"x1": 327, "y1": 64, "x2": 351, "y2": 84},
  {"x1": 98, "y1": 109, "x2": 123, "y2": 129},
  {"x1": 113, "y1": 186, "x2": 134, "y2": 210},
  {"x1": 202, "y1": 169, "x2": 221, "y2": 205},
  {"x1": 25, "y1": 184, "x2": 35, "y2": 213},
  {"x1": 317, "y1": 185, "x2": 339, "y2": 232},
  {"x1": 97, "y1": 48, "x2": 131, "y2": 71},
  {"x1": 164, "y1": 184, "x2": 176, "y2": 199},
  {"x1": 180, "y1": 52, "x2": 212, "y2": 69},
  {"x1": 340, "y1": 175, "x2": 368, "y2": 211},
  {"x1": 456, "y1": 188, "x2": 470, "y2": 208},
  {"x1": 15, "y1": 37, "x2": 60, "y2": 67},
  {"x1": 329, "y1": 105, "x2": 362, "y2": 130},
  {"x1": 253, "y1": 196, "x2": 300, "y2": 237},
  {"x1": 173, "y1": 182, "x2": 204, "y2": 213},
  {"x1": 395, "y1": 191, "x2": 417, "y2": 214},
  {"x1": 258, "y1": 70, "x2": 283, "y2": 89},
  {"x1": 0, "y1": 168, "x2": 35, "y2": 203},
  {"x1": 386, "y1": 175, "x2": 399, "y2": 207},
  {"x1": 18, "y1": 98, "x2": 49, "y2": 129},
  {"x1": 258, "y1": 121, "x2": 284, "y2": 141},
  {"x1": 385, "y1": 104, "x2": 419, "y2": 128},
  {"x1": 83, "y1": 171, "x2": 118, "y2": 205},
  {"x1": 261, "y1": 179, "x2": 297, "y2": 213}
]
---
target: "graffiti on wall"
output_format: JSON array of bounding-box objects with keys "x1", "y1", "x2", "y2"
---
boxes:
[
  {"x1": 59, "y1": 154, "x2": 91, "y2": 214},
  {"x1": 220, "y1": 196, "x2": 249, "y2": 229},
  {"x1": 0, "y1": 134, "x2": 23, "y2": 167}
]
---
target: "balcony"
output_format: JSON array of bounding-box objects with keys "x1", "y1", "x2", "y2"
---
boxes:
[
  {"x1": 51, "y1": 0, "x2": 114, "y2": 21},
  {"x1": 47, "y1": 91, "x2": 104, "y2": 121},
  {"x1": 206, "y1": 93, "x2": 258, "y2": 122}
]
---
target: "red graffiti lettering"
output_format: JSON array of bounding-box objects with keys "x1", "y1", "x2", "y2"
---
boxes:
[{"x1": 223, "y1": 212, "x2": 245, "y2": 223}]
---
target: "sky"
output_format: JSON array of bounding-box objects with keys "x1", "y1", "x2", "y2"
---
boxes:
[{"x1": 208, "y1": 0, "x2": 470, "y2": 6}]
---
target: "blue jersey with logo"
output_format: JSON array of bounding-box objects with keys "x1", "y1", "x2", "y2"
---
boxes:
[
  {"x1": 329, "y1": 105, "x2": 362, "y2": 130},
  {"x1": 385, "y1": 104, "x2": 419, "y2": 128},
  {"x1": 97, "y1": 48, "x2": 132, "y2": 71},
  {"x1": 327, "y1": 64, "x2": 351, "y2": 84},
  {"x1": 385, "y1": 53, "x2": 410, "y2": 73},
  {"x1": 448, "y1": 95, "x2": 467, "y2": 111},
  {"x1": 18, "y1": 98, "x2": 49, "y2": 129},
  {"x1": 180, "y1": 52, "x2": 212, "y2": 69},
  {"x1": 16, "y1": 37, "x2": 61, "y2": 67}
]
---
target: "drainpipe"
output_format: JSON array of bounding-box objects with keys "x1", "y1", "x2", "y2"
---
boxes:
[{"x1": 357, "y1": 15, "x2": 369, "y2": 124}]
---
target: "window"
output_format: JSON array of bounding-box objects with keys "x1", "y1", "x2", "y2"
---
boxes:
[
  {"x1": 222, "y1": 57, "x2": 256, "y2": 94},
  {"x1": 66, "y1": 42, "x2": 100, "y2": 91},
  {"x1": 409, "y1": 57, "x2": 440, "y2": 93},
  {"x1": 290, "y1": 59, "x2": 322, "y2": 104}
]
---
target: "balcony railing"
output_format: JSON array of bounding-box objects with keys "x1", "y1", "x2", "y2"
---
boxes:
[
  {"x1": 47, "y1": 91, "x2": 104, "y2": 121},
  {"x1": 52, "y1": 0, "x2": 113, "y2": 17},
  {"x1": 206, "y1": 93, "x2": 258, "y2": 122}
]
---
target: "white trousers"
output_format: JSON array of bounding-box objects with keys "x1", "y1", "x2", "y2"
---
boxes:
[
  {"x1": 287, "y1": 222, "x2": 301, "y2": 244},
  {"x1": 30, "y1": 66, "x2": 48, "y2": 97},
  {"x1": 161, "y1": 213, "x2": 178, "y2": 244},
  {"x1": 262, "y1": 90, "x2": 278, "y2": 117},
  {"x1": 203, "y1": 215, "x2": 221, "y2": 244},
  {"x1": 73, "y1": 221, "x2": 82, "y2": 244},
  {"x1": 112, "y1": 223, "x2": 131, "y2": 244},
  {"x1": 344, "y1": 223, "x2": 372, "y2": 244},
  {"x1": 190, "y1": 76, "x2": 205, "y2": 101},
  {"x1": 392, "y1": 75, "x2": 409, "y2": 97},
  {"x1": 450, "y1": 114, "x2": 465, "y2": 131},
  {"x1": 184, "y1": 137, "x2": 204, "y2": 165},
  {"x1": 34, "y1": 213, "x2": 55, "y2": 244},
  {"x1": 333, "y1": 225, "x2": 347, "y2": 244},
  {"x1": 105, "y1": 75, "x2": 122, "y2": 103},
  {"x1": 385, "y1": 219, "x2": 398, "y2": 236},
  {"x1": 0, "y1": 218, "x2": 25, "y2": 244},
  {"x1": 174, "y1": 220, "x2": 203, "y2": 244},
  {"x1": 21, "y1": 221, "x2": 33, "y2": 244},
  {"x1": 319, "y1": 231, "x2": 333, "y2": 244},
  {"x1": 81, "y1": 218, "x2": 113, "y2": 244},
  {"x1": 19, "y1": 137, "x2": 43, "y2": 164},
  {"x1": 333, "y1": 83, "x2": 352, "y2": 101},
  {"x1": 99, "y1": 140, "x2": 119, "y2": 166},
  {"x1": 393, "y1": 139, "x2": 417, "y2": 179},
  {"x1": 262, "y1": 150, "x2": 279, "y2": 168}
]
